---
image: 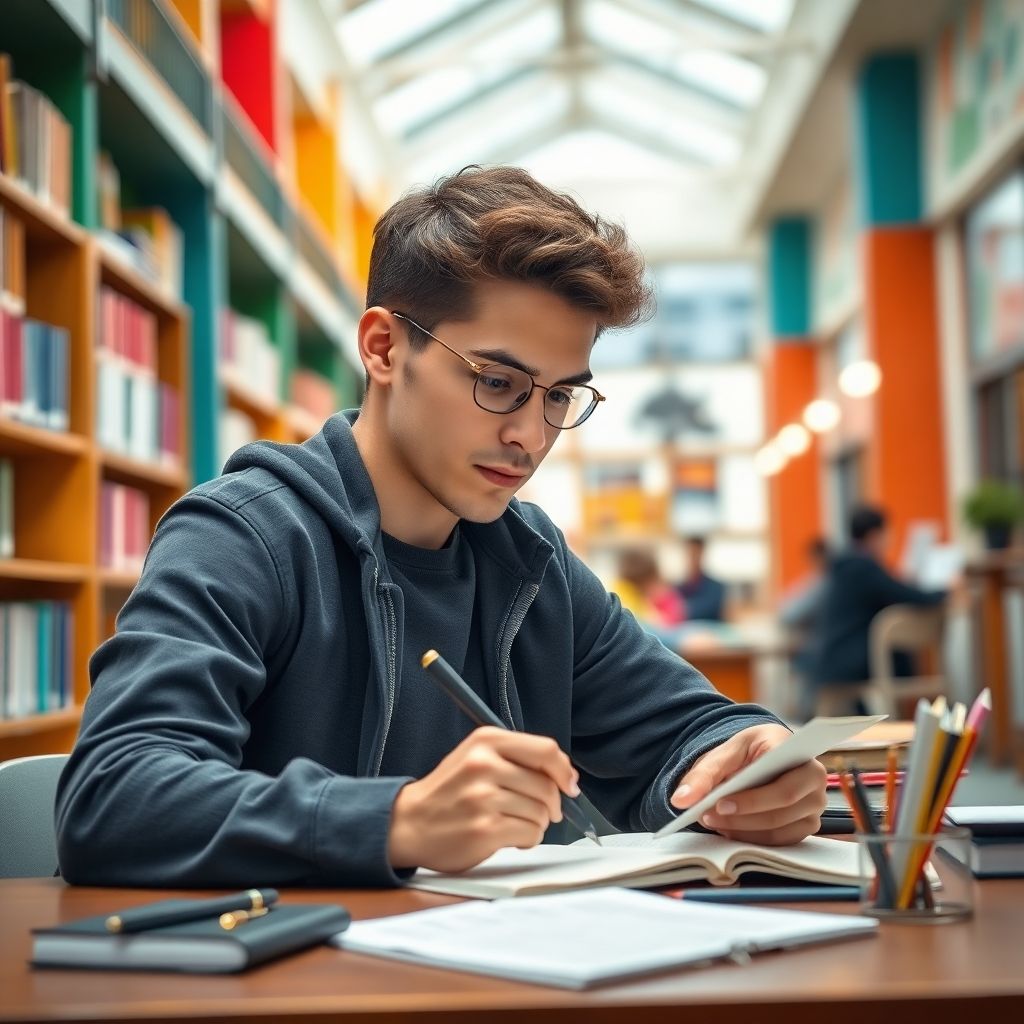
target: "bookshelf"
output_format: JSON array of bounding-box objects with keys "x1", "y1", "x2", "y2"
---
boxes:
[{"x1": 0, "y1": 0, "x2": 366, "y2": 760}]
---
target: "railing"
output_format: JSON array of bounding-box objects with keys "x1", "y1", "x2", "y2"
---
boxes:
[
  {"x1": 220, "y1": 96, "x2": 288, "y2": 232},
  {"x1": 105, "y1": 0, "x2": 212, "y2": 134},
  {"x1": 295, "y1": 211, "x2": 342, "y2": 297}
]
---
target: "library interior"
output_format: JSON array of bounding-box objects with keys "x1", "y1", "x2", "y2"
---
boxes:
[{"x1": 0, "y1": 0, "x2": 1023, "y2": 1020}]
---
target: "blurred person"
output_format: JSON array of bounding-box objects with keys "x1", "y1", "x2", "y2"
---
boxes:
[
  {"x1": 777, "y1": 537, "x2": 831, "y2": 719},
  {"x1": 611, "y1": 548, "x2": 686, "y2": 628},
  {"x1": 675, "y1": 536, "x2": 727, "y2": 622},
  {"x1": 810, "y1": 506, "x2": 947, "y2": 701}
]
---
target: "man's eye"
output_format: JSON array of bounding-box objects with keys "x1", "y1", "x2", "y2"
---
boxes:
[
  {"x1": 547, "y1": 388, "x2": 574, "y2": 407},
  {"x1": 479, "y1": 374, "x2": 513, "y2": 392}
]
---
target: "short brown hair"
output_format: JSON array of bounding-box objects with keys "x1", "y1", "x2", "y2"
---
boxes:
[{"x1": 366, "y1": 165, "x2": 653, "y2": 346}]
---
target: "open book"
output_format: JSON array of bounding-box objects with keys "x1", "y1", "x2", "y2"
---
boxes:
[{"x1": 408, "y1": 832, "x2": 867, "y2": 900}]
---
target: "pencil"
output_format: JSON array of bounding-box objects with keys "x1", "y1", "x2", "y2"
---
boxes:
[
  {"x1": 420, "y1": 649, "x2": 601, "y2": 845},
  {"x1": 883, "y1": 745, "x2": 898, "y2": 834}
]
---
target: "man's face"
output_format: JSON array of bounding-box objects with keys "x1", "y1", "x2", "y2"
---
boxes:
[{"x1": 384, "y1": 280, "x2": 598, "y2": 528}]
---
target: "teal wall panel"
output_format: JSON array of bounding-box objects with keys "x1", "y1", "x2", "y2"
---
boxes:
[
  {"x1": 768, "y1": 218, "x2": 812, "y2": 338},
  {"x1": 855, "y1": 54, "x2": 923, "y2": 225}
]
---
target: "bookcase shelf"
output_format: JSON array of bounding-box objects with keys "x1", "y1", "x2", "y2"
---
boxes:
[
  {"x1": 98, "y1": 568, "x2": 141, "y2": 590},
  {"x1": 0, "y1": 418, "x2": 88, "y2": 458},
  {"x1": 97, "y1": 243, "x2": 188, "y2": 320},
  {"x1": 0, "y1": 559, "x2": 91, "y2": 583},
  {"x1": 0, "y1": 704, "x2": 82, "y2": 738},
  {"x1": 100, "y1": 452, "x2": 188, "y2": 492},
  {"x1": 0, "y1": 171, "x2": 83, "y2": 246}
]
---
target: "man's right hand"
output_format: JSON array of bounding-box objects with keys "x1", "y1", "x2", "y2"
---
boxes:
[{"x1": 387, "y1": 726, "x2": 579, "y2": 873}]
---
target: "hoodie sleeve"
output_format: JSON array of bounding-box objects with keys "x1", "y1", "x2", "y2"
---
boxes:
[
  {"x1": 56, "y1": 493, "x2": 410, "y2": 888},
  {"x1": 559, "y1": 541, "x2": 785, "y2": 834}
]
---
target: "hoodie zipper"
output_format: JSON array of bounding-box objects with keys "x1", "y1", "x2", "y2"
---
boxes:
[
  {"x1": 372, "y1": 562, "x2": 398, "y2": 776},
  {"x1": 496, "y1": 581, "x2": 540, "y2": 727}
]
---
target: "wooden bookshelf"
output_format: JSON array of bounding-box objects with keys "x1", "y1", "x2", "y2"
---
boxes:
[{"x1": 0, "y1": 0, "x2": 365, "y2": 761}]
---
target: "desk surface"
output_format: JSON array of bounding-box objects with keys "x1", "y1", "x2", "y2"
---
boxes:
[{"x1": 2, "y1": 877, "x2": 1023, "y2": 1024}]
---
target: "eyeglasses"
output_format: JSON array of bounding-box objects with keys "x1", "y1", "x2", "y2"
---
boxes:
[{"x1": 391, "y1": 312, "x2": 605, "y2": 430}]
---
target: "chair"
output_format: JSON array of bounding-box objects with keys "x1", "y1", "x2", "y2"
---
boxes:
[
  {"x1": 0, "y1": 754, "x2": 68, "y2": 878},
  {"x1": 815, "y1": 604, "x2": 949, "y2": 717}
]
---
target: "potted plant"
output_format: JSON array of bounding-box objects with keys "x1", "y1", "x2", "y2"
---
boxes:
[{"x1": 962, "y1": 479, "x2": 1024, "y2": 550}]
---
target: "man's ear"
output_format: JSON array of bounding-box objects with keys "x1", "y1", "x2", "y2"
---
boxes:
[{"x1": 359, "y1": 307, "x2": 400, "y2": 387}]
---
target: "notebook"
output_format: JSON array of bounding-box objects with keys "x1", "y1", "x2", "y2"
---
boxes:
[
  {"x1": 408, "y1": 832, "x2": 867, "y2": 899},
  {"x1": 334, "y1": 887, "x2": 878, "y2": 989},
  {"x1": 31, "y1": 904, "x2": 351, "y2": 973}
]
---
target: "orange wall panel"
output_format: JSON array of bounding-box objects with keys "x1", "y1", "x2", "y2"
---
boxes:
[
  {"x1": 862, "y1": 228, "x2": 948, "y2": 562},
  {"x1": 763, "y1": 342, "x2": 822, "y2": 595}
]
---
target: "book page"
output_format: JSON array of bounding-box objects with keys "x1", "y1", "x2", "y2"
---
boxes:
[
  {"x1": 408, "y1": 843, "x2": 720, "y2": 899},
  {"x1": 335, "y1": 888, "x2": 878, "y2": 990},
  {"x1": 576, "y1": 832, "x2": 867, "y2": 885},
  {"x1": 655, "y1": 715, "x2": 886, "y2": 838}
]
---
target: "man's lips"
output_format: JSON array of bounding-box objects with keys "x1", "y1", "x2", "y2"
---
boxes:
[{"x1": 476, "y1": 465, "x2": 528, "y2": 487}]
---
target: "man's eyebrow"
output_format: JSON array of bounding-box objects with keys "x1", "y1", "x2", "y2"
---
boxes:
[{"x1": 469, "y1": 348, "x2": 594, "y2": 386}]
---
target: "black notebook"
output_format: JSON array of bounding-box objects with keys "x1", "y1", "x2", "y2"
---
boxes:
[{"x1": 31, "y1": 903, "x2": 350, "y2": 973}]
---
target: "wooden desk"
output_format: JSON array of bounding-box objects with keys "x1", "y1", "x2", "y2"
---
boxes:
[
  {"x1": 682, "y1": 646, "x2": 757, "y2": 704},
  {"x1": 2, "y1": 877, "x2": 1022, "y2": 1024}
]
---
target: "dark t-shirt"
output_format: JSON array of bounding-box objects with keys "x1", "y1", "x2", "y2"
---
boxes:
[{"x1": 377, "y1": 526, "x2": 488, "y2": 779}]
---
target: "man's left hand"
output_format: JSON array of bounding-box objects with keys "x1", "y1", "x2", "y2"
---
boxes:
[{"x1": 669, "y1": 724, "x2": 827, "y2": 845}]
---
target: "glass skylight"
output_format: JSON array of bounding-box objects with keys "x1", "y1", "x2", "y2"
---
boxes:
[
  {"x1": 373, "y1": 4, "x2": 561, "y2": 139},
  {"x1": 519, "y1": 128, "x2": 687, "y2": 181},
  {"x1": 689, "y1": 0, "x2": 794, "y2": 33},
  {"x1": 583, "y1": 0, "x2": 766, "y2": 109},
  {"x1": 338, "y1": 0, "x2": 489, "y2": 68}
]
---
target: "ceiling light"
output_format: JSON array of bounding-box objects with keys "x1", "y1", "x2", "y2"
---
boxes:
[
  {"x1": 754, "y1": 443, "x2": 786, "y2": 476},
  {"x1": 802, "y1": 399, "x2": 840, "y2": 433},
  {"x1": 838, "y1": 360, "x2": 881, "y2": 398},
  {"x1": 776, "y1": 423, "x2": 811, "y2": 456}
]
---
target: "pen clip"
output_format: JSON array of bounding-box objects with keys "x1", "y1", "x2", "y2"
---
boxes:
[{"x1": 220, "y1": 907, "x2": 270, "y2": 930}]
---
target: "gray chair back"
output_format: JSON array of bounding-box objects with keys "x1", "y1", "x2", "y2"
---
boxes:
[{"x1": 0, "y1": 754, "x2": 68, "y2": 878}]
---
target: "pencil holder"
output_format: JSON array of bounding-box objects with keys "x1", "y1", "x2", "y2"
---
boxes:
[{"x1": 855, "y1": 827, "x2": 974, "y2": 923}]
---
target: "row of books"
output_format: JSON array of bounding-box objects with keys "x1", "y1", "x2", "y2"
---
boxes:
[
  {"x1": 99, "y1": 481, "x2": 150, "y2": 574},
  {"x1": 0, "y1": 457, "x2": 11, "y2": 559},
  {"x1": 96, "y1": 359, "x2": 181, "y2": 466},
  {"x1": 0, "y1": 600, "x2": 74, "y2": 720},
  {"x1": 0, "y1": 206, "x2": 25, "y2": 313},
  {"x1": 0, "y1": 308, "x2": 70, "y2": 431},
  {"x1": 221, "y1": 309, "x2": 281, "y2": 405},
  {"x1": 97, "y1": 153, "x2": 184, "y2": 300},
  {"x1": 95, "y1": 287, "x2": 180, "y2": 465},
  {"x1": 0, "y1": 56, "x2": 72, "y2": 216}
]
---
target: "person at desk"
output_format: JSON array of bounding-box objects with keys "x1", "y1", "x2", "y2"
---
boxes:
[
  {"x1": 610, "y1": 549, "x2": 686, "y2": 629},
  {"x1": 56, "y1": 166, "x2": 826, "y2": 889},
  {"x1": 675, "y1": 536, "x2": 727, "y2": 622},
  {"x1": 810, "y1": 505, "x2": 947, "y2": 697}
]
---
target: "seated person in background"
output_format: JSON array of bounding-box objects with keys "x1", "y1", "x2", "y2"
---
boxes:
[
  {"x1": 56, "y1": 166, "x2": 826, "y2": 889},
  {"x1": 611, "y1": 548, "x2": 686, "y2": 629},
  {"x1": 778, "y1": 537, "x2": 831, "y2": 719},
  {"x1": 676, "y1": 536, "x2": 727, "y2": 622},
  {"x1": 810, "y1": 506, "x2": 946, "y2": 694}
]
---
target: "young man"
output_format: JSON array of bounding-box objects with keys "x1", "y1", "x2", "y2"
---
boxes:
[{"x1": 56, "y1": 167, "x2": 825, "y2": 887}]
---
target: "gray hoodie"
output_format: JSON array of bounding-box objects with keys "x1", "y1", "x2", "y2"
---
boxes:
[{"x1": 56, "y1": 411, "x2": 780, "y2": 887}]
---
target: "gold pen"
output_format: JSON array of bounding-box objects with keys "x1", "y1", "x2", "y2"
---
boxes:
[{"x1": 219, "y1": 907, "x2": 270, "y2": 930}]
